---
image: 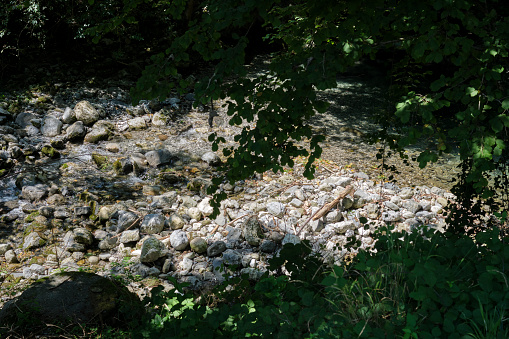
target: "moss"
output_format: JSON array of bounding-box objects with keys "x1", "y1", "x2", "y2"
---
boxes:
[
  {"x1": 24, "y1": 211, "x2": 40, "y2": 223},
  {"x1": 113, "y1": 159, "x2": 122, "y2": 173},
  {"x1": 41, "y1": 146, "x2": 60, "y2": 158},
  {"x1": 60, "y1": 163, "x2": 69, "y2": 170},
  {"x1": 0, "y1": 169, "x2": 6, "y2": 177},
  {"x1": 91, "y1": 153, "x2": 109, "y2": 168}
]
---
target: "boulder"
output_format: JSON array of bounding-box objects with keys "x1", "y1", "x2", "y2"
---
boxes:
[
  {"x1": 140, "y1": 236, "x2": 167, "y2": 262},
  {"x1": 74, "y1": 101, "x2": 100, "y2": 125},
  {"x1": 0, "y1": 272, "x2": 141, "y2": 333},
  {"x1": 241, "y1": 216, "x2": 264, "y2": 246},
  {"x1": 140, "y1": 213, "x2": 165, "y2": 234},
  {"x1": 41, "y1": 116, "x2": 63, "y2": 137}
]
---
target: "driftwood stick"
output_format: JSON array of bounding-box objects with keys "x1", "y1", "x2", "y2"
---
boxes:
[
  {"x1": 312, "y1": 185, "x2": 355, "y2": 220},
  {"x1": 296, "y1": 185, "x2": 354, "y2": 236}
]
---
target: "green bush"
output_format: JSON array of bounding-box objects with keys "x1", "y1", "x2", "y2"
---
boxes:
[{"x1": 323, "y1": 225, "x2": 509, "y2": 338}]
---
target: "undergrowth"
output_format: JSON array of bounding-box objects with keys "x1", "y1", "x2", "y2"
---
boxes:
[{"x1": 2, "y1": 223, "x2": 507, "y2": 338}]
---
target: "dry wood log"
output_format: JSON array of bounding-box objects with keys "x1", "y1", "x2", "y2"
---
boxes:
[{"x1": 296, "y1": 184, "x2": 355, "y2": 235}]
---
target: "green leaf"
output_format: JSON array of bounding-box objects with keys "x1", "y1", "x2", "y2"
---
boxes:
[
  {"x1": 502, "y1": 99, "x2": 509, "y2": 110},
  {"x1": 466, "y1": 87, "x2": 478, "y2": 97},
  {"x1": 430, "y1": 75, "x2": 447, "y2": 91}
]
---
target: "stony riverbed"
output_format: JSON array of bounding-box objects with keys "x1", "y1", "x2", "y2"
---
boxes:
[{"x1": 0, "y1": 68, "x2": 461, "y2": 310}]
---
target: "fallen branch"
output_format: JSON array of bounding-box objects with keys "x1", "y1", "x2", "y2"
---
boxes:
[{"x1": 296, "y1": 185, "x2": 355, "y2": 236}]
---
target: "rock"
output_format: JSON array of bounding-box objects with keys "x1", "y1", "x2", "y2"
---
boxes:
[
  {"x1": 325, "y1": 210, "x2": 342, "y2": 223},
  {"x1": 207, "y1": 241, "x2": 226, "y2": 257},
  {"x1": 384, "y1": 201, "x2": 400, "y2": 211},
  {"x1": 98, "y1": 235, "x2": 118, "y2": 250},
  {"x1": 260, "y1": 240, "x2": 276, "y2": 253},
  {"x1": 63, "y1": 231, "x2": 86, "y2": 252},
  {"x1": 23, "y1": 232, "x2": 46, "y2": 250},
  {"x1": 334, "y1": 220, "x2": 357, "y2": 234},
  {"x1": 73, "y1": 227, "x2": 93, "y2": 245},
  {"x1": 74, "y1": 101, "x2": 100, "y2": 125},
  {"x1": 170, "y1": 230, "x2": 189, "y2": 251},
  {"x1": 84, "y1": 126, "x2": 110, "y2": 143},
  {"x1": 22, "y1": 184, "x2": 49, "y2": 201},
  {"x1": 187, "y1": 207, "x2": 202, "y2": 220},
  {"x1": 4, "y1": 249, "x2": 18, "y2": 263},
  {"x1": 190, "y1": 237, "x2": 208, "y2": 254},
  {"x1": 128, "y1": 117, "x2": 147, "y2": 130},
  {"x1": 66, "y1": 121, "x2": 87, "y2": 140},
  {"x1": 23, "y1": 264, "x2": 46, "y2": 279},
  {"x1": 382, "y1": 211, "x2": 402, "y2": 222},
  {"x1": 74, "y1": 206, "x2": 91, "y2": 216},
  {"x1": 266, "y1": 201, "x2": 285, "y2": 218},
  {"x1": 178, "y1": 257, "x2": 194, "y2": 274},
  {"x1": 402, "y1": 200, "x2": 421, "y2": 214},
  {"x1": 152, "y1": 111, "x2": 169, "y2": 126},
  {"x1": 201, "y1": 152, "x2": 221, "y2": 166},
  {"x1": 113, "y1": 157, "x2": 133, "y2": 175},
  {"x1": 226, "y1": 227, "x2": 242, "y2": 244},
  {"x1": 289, "y1": 198, "x2": 303, "y2": 208},
  {"x1": 15, "y1": 112, "x2": 37, "y2": 128},
  {"x1": 365, "y1": 203, "x2": 380, "y2": 219},
  {"x1": 197, "y1": 197, "x2": 214, "y2": 216},
  {"x1": 282, "y1": 234, "x2": 301, "y2": 246},
  {"x1": 119, "y1": 230, "x2": 140, "y2": 243},
  {"x1": 181, "y1": 195, "x2": 198, "y2": 208},
  {"x1": 140, "y1": 236, "x2": 167, "y2": 262},
  {"x1": 310, "y1": 218, "x2": 324, "y2": 233},
  {"x1": 223, "y1": 249, "x2": 242, "y2": 265},
  {"x1": 241, "y1": 216, "x2": 264, "y2": 246},
  {"x1": 436, "y1": 197, "x2": 448, "y2": 207},
  {"x1": 399, "y1": 187, "x2": 414, "y2": 199},
  {"x1": 145, "y1": 149, "x2": 173, "y2": 167},
  {"x1": 140, "y1": 213, "x2": 165, "y2": 234},
  {"x1": 41, "y1": 116, "x2": 63, "y2": 137},
  {"x1": 0, "y1": 243, "x2": 13, "y2": 255},
  {"x1": 62, "y1": 107, "x2": 76, "y2": 124},
  {"x1": 0, "y1": 272, "x2": 141, "y2": 330},
  {"x1": 169, "y1": 213, "x2": 185, "y2": 230},
  {"x1": 117, "y1": 211, "x2": 139, "y2": 233}
]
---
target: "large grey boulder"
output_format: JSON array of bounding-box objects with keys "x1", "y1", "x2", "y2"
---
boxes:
[
  {"x1": 21, "y1": 184, "x2": 49, "y2": 201},
  {"x1": 170, "y1": 230, "x2": 189, "y2": 251},
  {"x1": 74, "y1": 101, "x2": 100, "y2": 125},
  {"x1": 66, "y1": 121, "x2": 87, "y2": 140},
  {"x1": 140, "y1": 213, "x2": 165, "y2": 234},
  {"x1": 15, "y1": 112, "x2": 37, "y2": 128},
  {"x1": 41, "y1": 116, "x2": 63, "y2": 137},
  {"x1": 0, "y1": 272, "x2": 141, "y2": 333}
]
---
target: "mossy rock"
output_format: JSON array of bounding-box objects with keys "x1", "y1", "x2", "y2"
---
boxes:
[
  {"x1": 0, "y1": 272, "x2": 142, "y2": 336},
  {"x1": 41, "y1": 145, "x2": 60, "y2": 158},
  {"x1": 92, "y1": 153, "x2": 109, "y2": 168}
]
